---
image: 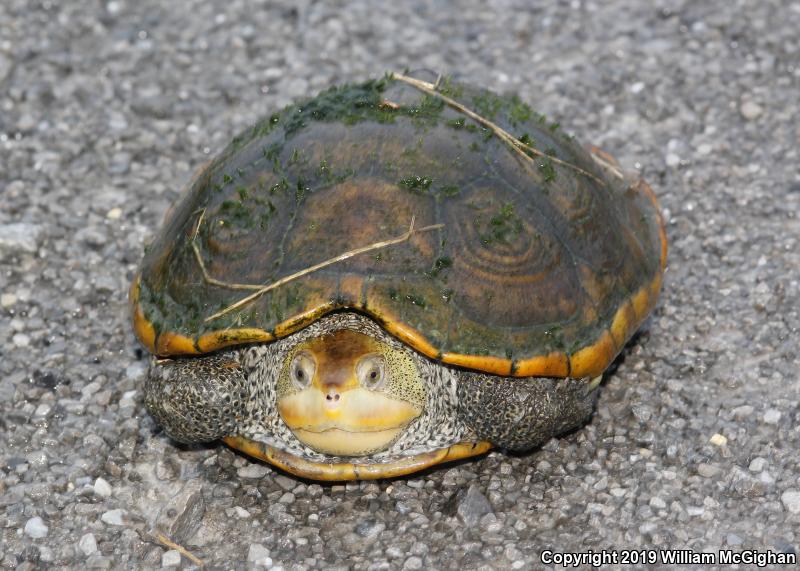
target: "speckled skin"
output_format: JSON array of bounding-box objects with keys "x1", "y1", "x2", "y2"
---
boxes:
[
  {"x1": 144, "y1": 351, "x2": 247, "y2": 444},
  {"x1": 456, "y1": 373, "x2": 598, "y2": 451},
  {"x1": 144, "y1": 313, "x2": 599, "y2": 461}
]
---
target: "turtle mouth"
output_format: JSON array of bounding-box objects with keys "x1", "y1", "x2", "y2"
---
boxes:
[
  {"x1": 277, "y1": 387, "x2": 423, "y2": 456},
  {"x1": 289, "y1": 426, "x2": 407, "y2": 457},
  {"x1": 223, "y1": 435, "x2": 492, "y2": 480}
]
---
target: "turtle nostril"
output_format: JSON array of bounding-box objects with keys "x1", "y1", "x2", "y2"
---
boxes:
[{"x1": 326, "y1": 391, "x2": 340, "y2": 402}]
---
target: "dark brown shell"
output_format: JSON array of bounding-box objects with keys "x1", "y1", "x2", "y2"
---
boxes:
[{"x1": 131, "y1": 74, "x2": 667, "y2": 378}]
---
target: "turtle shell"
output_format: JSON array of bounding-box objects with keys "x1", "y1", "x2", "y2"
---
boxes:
[{"x1": 131, "y1": 73, "x2": 667, "y2": 379}]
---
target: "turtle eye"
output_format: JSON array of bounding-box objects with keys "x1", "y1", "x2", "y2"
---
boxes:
[
  {"x1": 356, "y1": 354, "x2": 386, "y2": 389},
  {"x1": 290, "y1": 351, "x2": 315, "y2": 388}
]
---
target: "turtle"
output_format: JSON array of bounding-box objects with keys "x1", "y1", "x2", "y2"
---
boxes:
[{"x1": 130, "y1": 71, "x2": 667, "y2": 480}]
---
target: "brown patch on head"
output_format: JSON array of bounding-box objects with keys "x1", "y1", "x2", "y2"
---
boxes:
[{"x1": 302, "y1": 329, "x2": 379, "y2": 390}]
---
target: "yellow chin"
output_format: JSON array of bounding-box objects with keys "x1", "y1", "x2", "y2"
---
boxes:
[
  {"x1": 278, "y1": 388, "x2": 421, "y2": 456},
  {"x1": 292, "y1": 427, "x2": 404, "y2": 456}
]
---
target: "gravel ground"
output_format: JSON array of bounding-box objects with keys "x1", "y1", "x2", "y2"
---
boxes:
[{"x1": 1, "y1": 0, "x2": 799, "y2": 569}]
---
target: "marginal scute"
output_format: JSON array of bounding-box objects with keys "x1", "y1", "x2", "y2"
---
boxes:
[
  {"x1": 156, "y1": 331, "x2": 199, "y2": 356},
  {"x1": 569, "y1": 329, "x2": 616, "y2": 378},
  {"x1": 514, "y1": 352, "x2": 569, "y2": 378},
  {"x1": 132, "y1": 75, "x2": 667, "y2": 377},
  {"x1": 130, "y1": 278, "x2": 156, "y2": 354},
  {"x1": 197, "y1": 328, "x2": 274, "y2": 353},
  {"x1": 609, "y1": 299, "x2": 637, "y2": 348},
  {"x1": 441, "y1": 353, "x2": 512, "y2": 376},
  {"x1": 272, "y1": 301, "x2": 336, "y2": 338},
  {"x1": 631, "y1": 283, "x2": 653, "y2": 323}
]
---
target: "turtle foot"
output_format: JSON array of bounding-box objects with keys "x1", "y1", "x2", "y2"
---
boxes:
[
  {"x1": 456, "y1": 373, "x2": 600, "y2": 451},
  {"x1": 144, "y1": 352, "x2": 247, "y2": 443}
]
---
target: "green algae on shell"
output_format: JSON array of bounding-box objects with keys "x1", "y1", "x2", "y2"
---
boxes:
[{"x1": 131, "y1": 72, "x2": 667, "y2": 380}]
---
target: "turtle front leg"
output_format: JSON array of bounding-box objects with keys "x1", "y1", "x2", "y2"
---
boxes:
[
  {"x1": 456, "y1": 373, "x2": 601, "y2": 451},
  {"x1": 144, "y1": 351, "x2": 249, "y2": 443}
]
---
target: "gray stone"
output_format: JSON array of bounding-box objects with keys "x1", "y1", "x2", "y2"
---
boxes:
[
  {"x1": 726, "y1": 534, "x2": 743, "y2": 546},
  {"x1": 86, "y1": 554, "x2": 112, "y2": 569},
  {"x1": 238, "y1": 464, "x2": 269, "y2": 479},
  {"x1": 156, "y1": 479, "x2": 206, "y2": 542},
  {"x1": 0, "y1": 52, "x2": 12, "y2": 83},
  {"x1": 23, "y1": 517, "x2": 48, "y2": 538},
  {"x1": 729, "y1": 468, "x2": 766, "y2": 498},
  {"x1": 248, "y1": 543, "x2": 272, "y2": 566},
  {"x1": 356, "y1": 519, "x2": 386, "y2": 539},
  {"x1": 739, "y1": 100, "x2": 764, "y2": 120},
  {"x1": 697, "y1": 464, "x2": 721, "y2": 478},
  {"x1": 161, "y1": 549, "x2": 182, "y2": 567},
  {"x1": 93, "y1": 477, "x2": 112, "y2": 498},
  {"x1": 273, "y1": 474, "x2": 297, "y2": 491},
  {"x1": 781, "y1": 489, "x2": 800, "y2": 514},
  {"x1": 457, "y1": 484, "x2": 493, "y2": 527},
  {"x1": 78, "y1": 533, "x2": 98, "y2": 556},
  {"x1": 0, "y1": 223, "x2": 43, "y2": 256},
  {"x1": 100, "y1": 509, "x2": 126, "y2": 526}
]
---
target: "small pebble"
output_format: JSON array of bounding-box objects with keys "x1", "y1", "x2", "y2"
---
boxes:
[
  {"x1": 763, "y1": 409, "x2": 781, "y2": 424},
  {"x1": 697, "y1": 464, "x2": 720, "y2": 478},
  {"x1": 106, "y1": 207, "x2": 122, "y2": 219},
  {"x1": 665, "y1": 153, "x2": 681, "y2": 167},
  {"x1": 79, "y1": 533, "x2": 98, "y2": 556},
  {"x1": 457, "y1": 484, "x2": 493, "y2": 527},
  {"x1": 709, "y1": 433, "x2": 727, "y2": 447},
  {"x1": 12, "y1": 333, "x2": 30, "y2": 347},
  {"x1": 629, "y1": 81, "x2": 645, "y2": 94},
  {"x1": 726, "y1": 533, "x2": 743, "y2": 545},
  {"x1": 748, "y1": 457, "x2": 767, "y2": 472},
  {"x1": 1, "y1": 293, "x2": 16, "y2": 307},
  {"x1": 0, "y1": 223, "x2": 43, "y2": 255},
  {"x1": 238, "y1": 464, "x2": 269, "y2": 479},
  {"x1": 759, "y1": 471, "x2": 775, "y2": 484},
  {"x1": 273, "y1": 474, "x2": 297, "y2": 491},
  {"x1": 731, "y1": 405, "x2": 754, "y2": 420},
  {"x1": 781, "y1": 489, "x2": 800, "y2": 514},
  {"x1": 248, "y1": 543, "x2": 272, "y2": 566},
  {"x1": 94, "y1": 477, "x2": 112, "y2": 498},
  {"x1": 24, "y1": 517, "x2": 48, "y2": 538},
  {"x1": 696, "y1": 143, "x2": 713, "y2": 155},
  {"x1": 101, "y1": 509, "x2": 125, "y2": 525},
  {"x1": 356, "y1": 519, "x2": 386, "y2": 539},
  {"x1": 739, "y1": 100, "x2": 763, "y2": 120},
  {"x1": 162, "y1": 550, "x2": 181, "y2": 567},
  {"x1": 34, "y1": 403, "x2": 51, "y2": 417}
]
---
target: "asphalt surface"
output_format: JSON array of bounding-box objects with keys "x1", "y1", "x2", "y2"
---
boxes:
[{"x1": 1, "y1": 0, "x2": 799, "y2": 569}]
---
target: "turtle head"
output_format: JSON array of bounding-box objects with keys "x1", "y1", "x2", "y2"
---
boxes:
[{"x1": 276, "y1": 329, "x2": 425, "y2": 456}]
